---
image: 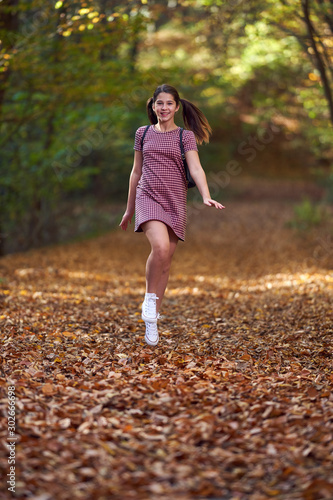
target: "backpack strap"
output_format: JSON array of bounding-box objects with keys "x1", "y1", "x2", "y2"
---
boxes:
[
  {"x1": 179, "y1": 127, "x2": 196, "y2": 188},
  {"x1": 140, "y1": 125, "x2": 150, "y2": 150},
  {"x1": 179, "y1": 127, "x2": 186, "y2": 165}
]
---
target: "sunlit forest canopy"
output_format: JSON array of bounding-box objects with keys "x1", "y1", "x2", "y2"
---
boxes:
[{"x1": 0, "y1": 0, "x2": 332, "y2": 254}]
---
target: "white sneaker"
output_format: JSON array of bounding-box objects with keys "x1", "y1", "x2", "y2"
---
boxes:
[
  {"x1": 141, "y1": 293, "x2": 158, "y2": 323},
  {"x1": 145, "y1": 321, "x2": 159, "y2": 346}
]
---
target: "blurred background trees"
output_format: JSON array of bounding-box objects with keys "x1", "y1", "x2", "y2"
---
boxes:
[{"x1": 0, "y1": 0, "x2": 332, "y2": 254}]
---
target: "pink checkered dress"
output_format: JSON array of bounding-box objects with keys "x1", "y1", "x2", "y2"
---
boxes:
[{"x1": 134, "y1": 125, "x2": 198, "y2": 241}]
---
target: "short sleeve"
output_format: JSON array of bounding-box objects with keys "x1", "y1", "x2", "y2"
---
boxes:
[
  {"x1": 183, "y1": 130, "x2": 198, "y2": 153},
  {"x1": 134, "y1": 126, "x2": 147, "y2": 151}
]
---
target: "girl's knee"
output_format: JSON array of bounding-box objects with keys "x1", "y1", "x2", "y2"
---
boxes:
[{"x1": 152, "y1": 244, "x2": 169, "y2": 264}]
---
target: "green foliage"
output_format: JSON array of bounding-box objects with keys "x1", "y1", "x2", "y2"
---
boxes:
[
  {"x1": 325, "y1": 169, "x2": 333, "y2": 204},
  {"x1": 288, "y1": 198, "x2": 326, "y2": 230},
  {"x1": 0, "y1": 0, "x2": 332, "y2": 253},
  {"x1": 314, "y1": 165, "x2": 333, "y2": 204}
]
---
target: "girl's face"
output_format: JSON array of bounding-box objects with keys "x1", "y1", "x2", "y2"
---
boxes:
[{"x1": 152, "y1": 92, "x2": 179, "y2": 124}]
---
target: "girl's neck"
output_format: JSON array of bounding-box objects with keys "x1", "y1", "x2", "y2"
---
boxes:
[{"x1": 154, "y1": 122, "x2": 178, "y2": 133}]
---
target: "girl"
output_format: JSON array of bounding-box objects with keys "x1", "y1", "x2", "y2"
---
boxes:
[{"x1": 120, "y1": 84, "x2": 224, "y2": 346}]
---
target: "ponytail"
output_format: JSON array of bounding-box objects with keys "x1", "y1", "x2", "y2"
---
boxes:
[
  {"x1": 180, "y1": 98, "x2": 212, "y2": 145},
  {"x1": 147, "y1": 84, "x2": 212, "y2": 144},
  {"x1": 146, "y1": 97, "x2": 158, "y2": 125}
]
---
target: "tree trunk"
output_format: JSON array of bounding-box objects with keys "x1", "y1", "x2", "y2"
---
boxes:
[
  {"x1": 0, "y1": 0, "x2": 19, "y2": 255},
  {"x1": 302, "y1": 0, "x2": 333, "y2": 126}
]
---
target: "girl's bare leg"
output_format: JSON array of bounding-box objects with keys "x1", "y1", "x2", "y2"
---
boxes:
[
  {"x1": 155, "y1": 226, "x2": 178, "y2": 313},
  {"x1": 142, "y1": 221, "x2": 178, "y2": 313}
]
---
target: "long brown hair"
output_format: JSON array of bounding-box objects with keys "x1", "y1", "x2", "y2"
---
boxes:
[{"x1": 146, "y1": 84, "x2": 212, "y2": 145}]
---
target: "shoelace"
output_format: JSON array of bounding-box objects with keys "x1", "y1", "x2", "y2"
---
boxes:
[{"x1": 144, "y1": 296, "x2": 159, "y2": 316}]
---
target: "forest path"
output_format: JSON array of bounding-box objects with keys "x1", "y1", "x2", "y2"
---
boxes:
[{"x1": 1, "y1": 178, "x2": 332, "y2": 500}]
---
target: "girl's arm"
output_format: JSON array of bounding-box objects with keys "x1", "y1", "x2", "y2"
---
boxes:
[
  {"x1": 119, "y1": 151, "x2": 143, "y2": 230},
  {"x1": 185, "y1": 150, "x2": 225, "y2": 209}
]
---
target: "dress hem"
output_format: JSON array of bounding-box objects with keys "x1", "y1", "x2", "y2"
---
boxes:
[{"x1": 135, "y1": 218, "x2": 185, "y2": 242}]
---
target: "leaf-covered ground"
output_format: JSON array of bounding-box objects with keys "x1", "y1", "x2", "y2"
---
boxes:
[{"x1": 1, "y1": 180, "x2": 333, "y2": 500}]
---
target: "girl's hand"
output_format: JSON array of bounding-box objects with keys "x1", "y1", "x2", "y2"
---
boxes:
[
  {"x1": 119, "y1": 212, "x2": 133, "y2": 231},
  {"x1": 203, "y1": 198, "x2": 225, "y2": 210}
]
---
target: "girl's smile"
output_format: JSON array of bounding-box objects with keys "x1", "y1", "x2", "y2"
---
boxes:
[{"x1": 152, "y1": 92, "x2": 179, "y2": 124}]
